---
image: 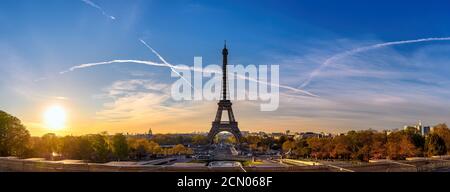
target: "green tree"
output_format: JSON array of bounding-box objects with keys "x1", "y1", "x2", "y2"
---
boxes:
[
  {"x1": 78, "y1": 136, "x2": 95, "y2": 161},
  {"x1": 425, "y1": 133, "x2": 447, "y2": 156},
  {"x1": 404, "y1": 128, "x2": 425, "y2": 151},
  {"x1": 112, "y1": 133, "x2": 129, "y2": 161},
  {"x1": 30, "y1": 133, "x2": 60, "y2": 159},
  {"x1": 42, "y1": 133, "x2": 60, "y2": 158},
  {"x1": 0, "y1": 111, "x2": 30, "y2": 157},
  {"x1": 60, "y1": 136, "x2": 82, "y2": 159},
  {"x1": 89, "y1": 133, "x2": 111, "y2": 163}
]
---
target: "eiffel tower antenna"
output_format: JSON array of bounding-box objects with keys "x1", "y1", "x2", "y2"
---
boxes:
[{"x1": 222, "y1": 40, "x2": 228, "y2": 100}]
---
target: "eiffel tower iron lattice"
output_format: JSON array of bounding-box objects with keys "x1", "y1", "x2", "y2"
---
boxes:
[{"x1": 207, "y1": 42, "x2": 243, "y2": 144}]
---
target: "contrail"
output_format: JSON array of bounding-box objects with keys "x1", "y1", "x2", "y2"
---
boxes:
[
  {"x1": 81, "y1": 0, "x2": 116, "y2": 20},
  {"x1": 299, "y1": 37, "x2": 450, "y2": 88},
  {"x1": 60, "y1": 60, "x2": 317, "y2": 97},
  {"x1": 139, "y1": 39, "x2": 193, "y2": 88},
  {"x1": 68, "y1": 2, "x2": 315, "y2": 96},
  {"x1": 139, "y1": 39, "x2": 170, "y2": 65},
  {"x1": 60, "y1": 60, "x2": 168, "y2": 74}
]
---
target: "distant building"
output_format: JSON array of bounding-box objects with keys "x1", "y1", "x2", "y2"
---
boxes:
[
  {"x1": 385, "y1": 130, "x2": 394, "y2": 135},
  {"x1": 127, "y1": 129, "x2": 153, "y2": 139},
  {"x1": 285, "y1": 130, "x2": 291, "y2": 135},
  {"x1": 258, "y1": 132, "x2": 268, "y2": 137},
  {"x1": 294, "y1": 132, "x2": 324, "y2": 140},
  {"x1": 403, "y1": 120, "x2": 431, "y2": 136},
  {"x1": 271, "y1": 133, "x2": 284, "y2": 140},
  {"x1": 148, "y1": 128, "x2": 153, "y2": 135},
  {"x1": 285, "y1": 130, "x2": 296, "y2": 139},
  {"x1": 422, "y1": 126, "x2": 431, "y2": 136}
]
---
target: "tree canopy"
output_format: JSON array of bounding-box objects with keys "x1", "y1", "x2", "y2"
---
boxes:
[
  {"x1": 112, "y1": 133, "x2": 129, "y2": 161},
  {"x1": 0, "y1": 110, "x2": 30, "y2": 157}
]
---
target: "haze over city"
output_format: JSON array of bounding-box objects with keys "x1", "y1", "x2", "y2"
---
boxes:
[{"x1": 2, "y1": 0, "x2": 450, "y2": 136}]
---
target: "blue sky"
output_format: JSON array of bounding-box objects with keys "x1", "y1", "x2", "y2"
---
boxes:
[{"x1": 1, "y1": 0, "x2": 450, "y2": 136}]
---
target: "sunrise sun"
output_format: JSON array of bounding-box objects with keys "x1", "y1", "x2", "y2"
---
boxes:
[{"x1": 43, "y1": 105, "x2": 67, "y2": 130}]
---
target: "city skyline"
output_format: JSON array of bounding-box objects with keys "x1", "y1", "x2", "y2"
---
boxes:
[{"x1": 2, "y1": 0, "x2": 450, "y2": 136}]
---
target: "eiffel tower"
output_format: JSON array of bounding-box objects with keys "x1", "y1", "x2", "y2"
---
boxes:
[{"x1": 207, "y1": 42, "x2": 242, "y2": 144}]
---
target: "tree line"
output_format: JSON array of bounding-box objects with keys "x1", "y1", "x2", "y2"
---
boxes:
[
  {"x1": 28, "y1": 133, "x2": 194, "y2": 162},
  {"x1": 2, "y1": 110, "x2": 450, "y2": 162},
  {"x1": 0, "y1": 111, "x2": 193, "y2": 162},
  {"x1": 279, "y1": 124, "x2": 450, "y2": 161}
]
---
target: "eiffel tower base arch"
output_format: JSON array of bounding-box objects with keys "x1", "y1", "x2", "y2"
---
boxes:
[
  {"x1": 207, "y1": 122, "x2": 242, "y2": 144},
  {"x1": 207, "y1": 100, "x2": 242, "y2": 144}
]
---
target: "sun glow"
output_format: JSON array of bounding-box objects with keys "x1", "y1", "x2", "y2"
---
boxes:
[{"x1": 43, "y1": 105, "x2": 67, "y2": 130}]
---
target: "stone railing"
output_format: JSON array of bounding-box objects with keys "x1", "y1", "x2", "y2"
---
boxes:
[{"x1": 2, "y1": 157, "x2": 448, "y2": 172}]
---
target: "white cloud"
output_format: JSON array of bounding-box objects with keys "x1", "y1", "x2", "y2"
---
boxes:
[{"x1": 95, "y1": 79, "x2": 172, "y2": 121}]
